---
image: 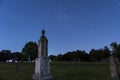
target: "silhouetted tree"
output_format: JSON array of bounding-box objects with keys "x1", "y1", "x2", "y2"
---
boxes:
[
  {"x1": 12, "y1": 52, "x2": 28, "y2": 61},
  {"x1": 62, "y1": 50, "x2": 89, "y2": 62},
  {"x1": 57, "y1": 54, "x2": 64, "y2": 61},
  {"x1": 75, "y1": 50, "x2": 89, "y2": 62},
  {"x1": 0, "y1": 50, "x2": 11, "y2": 62},
  {"x1": 22, "y1": 41, "x2": 38, "y2": 61},
  {"x1": 110, "y1": 42, "x2": 120, "y2": 60},
  {"x1": 49, "y1": 55, "x2": 57, "y2": 61},
  {"x1": 63, "y1": 52, "x2": 75, "y2": 61},
  {"x1": 89, "y1": 47, "x2": 111, "y2": 62},
  {"x1": 102, "y1": 46, "x2": 111, "y2": 59}
]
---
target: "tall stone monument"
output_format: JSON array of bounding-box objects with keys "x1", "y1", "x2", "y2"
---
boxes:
[{"x1": 32, "y1": 29, "x2": 52, "y2": 80}]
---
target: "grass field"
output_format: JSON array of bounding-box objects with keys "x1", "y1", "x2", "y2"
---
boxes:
[{"x1": 0, "y1": 62, "x2": 117, "y2": 80}]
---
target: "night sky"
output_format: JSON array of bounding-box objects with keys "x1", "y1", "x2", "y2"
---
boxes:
[{"x1": 0, "y1": 0, "x2": 120, "y2": 55}]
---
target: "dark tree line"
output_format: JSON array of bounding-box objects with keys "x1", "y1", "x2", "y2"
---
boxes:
[
  {"x1": 49, "y1": 42, "x2": 120, "y2": 62},
  {"x1": 49, "y1": 50, "x2": 89, "y2": 62},
  {"x1": 0, "y1": 41, "x2": 38, "y2": 62},
  {"x1": 0, "y1": 41, "x2": 120, "y2": 62},
  {"x1": 0, "y1": 50, "x2": 27, "y2": 62},
  {"x1": 49, "y1": 47, "x2": 110, "y2": 62}
]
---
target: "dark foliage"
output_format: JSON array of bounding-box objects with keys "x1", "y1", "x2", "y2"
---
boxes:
[
  {"x1": 110, "y1": 42, "x2": 120, "y2": 60},
  {"x1": 22, "y1": 41, "x2": 38, "y2": 61},
  {"x1": 0, "y1": 50, "x2": 11, "y2": 62},
  {"x1": 1, "y1": 42, "x2": 120, "y2": 62},
  {"x1": 49, "y1": 47, "x2": 111, "y2": 62}
]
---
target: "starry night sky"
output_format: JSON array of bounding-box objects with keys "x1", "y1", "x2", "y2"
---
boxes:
[{"x1": 0, "y1": 0, "x2": 120, "y2": 55}]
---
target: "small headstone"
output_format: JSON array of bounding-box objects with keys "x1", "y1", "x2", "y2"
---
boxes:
[
  {"x1": 32, "y1": 29, "x2": 52, "y2": 80},
  {"x1": 109, "y1": 56, "x2": 119, "y2": 80}
]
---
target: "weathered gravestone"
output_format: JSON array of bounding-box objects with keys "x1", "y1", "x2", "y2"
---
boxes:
[
  {"x1": 109, "y1": 56, "x2": 119, "y2": 80},
  {"x1": 32, "y1": 29, "x2": 52, "y2": 80}
]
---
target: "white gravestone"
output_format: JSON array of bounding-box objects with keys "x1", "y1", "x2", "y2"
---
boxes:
[
  {"x1": 109, "y1": 56, "x2": 119, "y2": 80},
  {"x1": 32, "y1": 29, "x2": 52, "y2": 80}
]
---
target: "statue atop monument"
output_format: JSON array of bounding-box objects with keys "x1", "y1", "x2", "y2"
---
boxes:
[
  {"x1": 38, "y1": 29, "x2": 48, "y2": 57},
  {"x1": 42, "y1": 29, "x2": 45, "y2": 35}
]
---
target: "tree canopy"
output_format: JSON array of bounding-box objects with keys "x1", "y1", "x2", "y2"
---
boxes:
[
  {"x1": 110, "y1": 42, "x2": 120, "y2": 60},
  {"x1": 22, "y1": 41, "x2": 38, "y2": 61}
]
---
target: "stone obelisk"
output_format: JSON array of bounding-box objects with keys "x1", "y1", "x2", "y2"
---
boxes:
[{"x1": 32, "y1": 29, "x2": 52, "y2": 80}]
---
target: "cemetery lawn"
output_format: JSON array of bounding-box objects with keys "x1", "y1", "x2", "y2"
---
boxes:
[{"x1": 0, "y1": 62, "x2": 118, "y2": 80}]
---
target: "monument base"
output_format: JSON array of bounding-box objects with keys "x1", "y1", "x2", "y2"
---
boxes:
[
  {"x1": 32, "y1": 56, "x2": 52, "y2": 80},
  {"x1": 32, "y1": 73, "x2": 52, "y2": 80}
]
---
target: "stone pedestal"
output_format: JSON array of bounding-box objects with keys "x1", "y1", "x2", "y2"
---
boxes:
[
  {"x1": 32, "y1": 57, "x2": 52, "y2": 80},
  {"x1": 109, "y1": 56, "x2": 119, "y2": 80}
]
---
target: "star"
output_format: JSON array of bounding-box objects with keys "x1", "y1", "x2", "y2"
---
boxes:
[{"x1": 101, "y1": 10, "x2": 105, "y2": 14}]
